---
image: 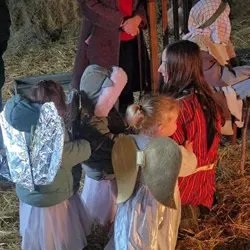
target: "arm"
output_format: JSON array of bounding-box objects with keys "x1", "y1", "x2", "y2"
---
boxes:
[
  {"x1": 121, "y1": 1, "x2": 147, "y2": 35},
  {"x1": 89, "y1": 116, "x2": 127, "y2": 143},
  {"x1": 133, "y1": 0, "x2": 148, "y2": 29},
  {"x1": 80, "y1": 0, "x2": 124, "y2": 29},
  {"x1": 171, "y1": 110, "x2": 185, "y2": 146},
  {"x1": 61, "y1": 139, "x2": 91, "y2": 169},
  {"x1": 172, "y1": 103, "x2": 197, "y2": 177},
  {"x1": 227, "y1": 40, "x2": 238, "y2": 67},
  {"x1": 226, "y1": 40, "x2": 236, "y2": 60},
  {"x1": 178, "y1": 146, "x2": 197, "y2": 177},
  {"x1": 70, "y1": 17, "x2": 92, "y2": 90},
  {"x1": 89, "y1": 116, "x2": 111, "y2": 136}
]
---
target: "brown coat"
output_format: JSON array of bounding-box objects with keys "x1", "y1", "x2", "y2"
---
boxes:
[
  {"x1": 201, "y1": 51, "x2": 231, "y2": 120},
  {"x1": 71, "y1": 0, "x2": 150, "y2": 90}
]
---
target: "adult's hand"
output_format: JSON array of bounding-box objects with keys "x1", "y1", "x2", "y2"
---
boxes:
[{"x1": 121, "y1": 15, "x2": 142, "y2": 36}]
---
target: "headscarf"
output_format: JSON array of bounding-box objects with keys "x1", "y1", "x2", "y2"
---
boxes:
[
  {"x1": 183, "y1": 0, "x2": 231, "y2": 65},
  {"x1": 80, "y1": 65, "x2": 127, "y2": 117}
]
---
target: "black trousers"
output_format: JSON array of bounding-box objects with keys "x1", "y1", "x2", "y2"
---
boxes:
[
  {"x1": 0, "y1": 41, "x2": 8, "y2": 111},
  {"x1": 0, "y1": 41, "x2": 8, "y2": 149},
  {"x1": 119, "y1": 38, "x2": 140, "y2": 113}
]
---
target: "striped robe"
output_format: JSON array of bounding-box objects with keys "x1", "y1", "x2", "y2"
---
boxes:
[{"x1": 172, "y1": 93, "x2": 221, "y2": 208}]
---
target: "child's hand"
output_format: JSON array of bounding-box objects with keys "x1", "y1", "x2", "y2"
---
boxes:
[{"x1": 184, "y1": 140, "x2": 193, "y2": 152}]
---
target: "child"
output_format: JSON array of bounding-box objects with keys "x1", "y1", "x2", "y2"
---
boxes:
[
  {"x1": 159, "y1": 40, "x2": 221, "y2": 210},
  {"x1": 183, "y1": 0, "x2": 250, "y2": 134},
  {"x1": 69, "y1": 64, "x2": 128, "y2": 226},
  {"x1": 105, "y1": 95, "x2": 197, "y2": 250},
  {"x1": 0, "y1": 80, "x2": 92, "y2": 250}
]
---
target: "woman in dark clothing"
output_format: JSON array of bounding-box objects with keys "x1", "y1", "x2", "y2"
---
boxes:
[
  {"x1": 0, "y1": 0, "x2": 10, "y2": 111},
  {"x1": 71, "y1": 0, "x2": 150, "y2": 113},
  {"x1": 0, "y1": 0, "x2": 11, "y2": 151}
]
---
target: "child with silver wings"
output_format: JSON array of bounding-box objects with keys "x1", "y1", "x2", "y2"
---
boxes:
[{"x1": 0, "y1": 80, "x2": 92, "y2": 250}]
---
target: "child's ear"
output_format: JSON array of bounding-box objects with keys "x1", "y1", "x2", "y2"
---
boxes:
[{"x1": 157, "y1": 124, "x2": 164, "y2": 135}]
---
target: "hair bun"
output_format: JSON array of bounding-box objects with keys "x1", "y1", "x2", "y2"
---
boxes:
[{"x1": 125, "y1": 104, "x2": 144, "y2": 129}]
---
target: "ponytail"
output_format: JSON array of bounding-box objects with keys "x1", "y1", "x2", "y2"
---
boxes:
[{"x1": 125, "y1": 95, "x2": 179, "y2": 136}]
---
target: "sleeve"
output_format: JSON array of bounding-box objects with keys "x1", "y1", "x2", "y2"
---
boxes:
[
  {"x1": 80, "y1": 0, "x2": 124, "y2": 30},
  {"x1": 133, "y1": 0, "x2": 148, "y2": 29},
  {"x1": 171, "y1": 104, "x2": 186, "y2": 146},
  {"x1": 89, "y1": 116, "x2": 111, "y2": 136},
  {"x1": 70, "y1": 17, "x2": 92, "y2": 90},
  {"x1": 178, "y1": 146, "x2": 197, "y2": 177},
  {"x1": 89, "y1": 116, "x2": 123, "y2": 142},
  {"x1": 226, "y1": 40, "x2": 236, "y2": 60},
  {"x1": 61, "y1": 139, "x2": 91, "y2": 169}
]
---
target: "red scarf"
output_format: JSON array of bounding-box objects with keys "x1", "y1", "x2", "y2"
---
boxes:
[{"x1": 119, "y1": 0, "x2": 135, "y2": 41}]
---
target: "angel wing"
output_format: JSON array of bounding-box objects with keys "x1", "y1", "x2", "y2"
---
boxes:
[
  {"x1": 112, "y1": 135, "x2": 139, "y2": 204},
  {"x1": 112, "y1": 135, "x2": 182, "y2": 209},
  {"x1": 143, "y1": 137, "x2": 182, "y2": 209}
]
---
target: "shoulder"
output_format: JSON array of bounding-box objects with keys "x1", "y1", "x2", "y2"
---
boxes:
[
  {"x1": 178, "y1": 93, "x2": 196, "y2": 110},
  {"x1": 107, "y1": 108, "x2": 126, "y2": 133},
  {"x1": 177, "y1": 94, "x2": 199, "y2": 122}
]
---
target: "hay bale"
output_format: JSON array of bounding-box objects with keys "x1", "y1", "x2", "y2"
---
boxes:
[
  {"x1": 0, "y1": 189, "x2": 20, "y2": 249},
  {"x1": 177, "y1": 142, "x2": 250, "y2": 250},
  {"x1": 230, "y1": 0, "x2": 250, "y2": 49},
  {"x1": 6, "y1": 0, "x2": 81, "y2": 55}
]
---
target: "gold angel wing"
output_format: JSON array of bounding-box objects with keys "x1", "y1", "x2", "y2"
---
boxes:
[
  {"x1": 112, "y1": 135, "x2": 139, "y2": 204},
  {"x1": 143, "y1": 137, "x2": 182, "y2": 209}
]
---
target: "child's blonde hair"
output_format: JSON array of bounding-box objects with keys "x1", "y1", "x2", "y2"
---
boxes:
[{"x1": 126, "y1": 95, "x2": 179, "y2": 136}]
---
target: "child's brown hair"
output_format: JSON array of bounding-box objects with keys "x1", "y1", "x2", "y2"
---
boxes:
[
  {"x1": 30, "y1": 80, "x2": 66, "y2": 118},
  {"x1": 126, "y1": 95, "x2": 178, "y2": 136}
]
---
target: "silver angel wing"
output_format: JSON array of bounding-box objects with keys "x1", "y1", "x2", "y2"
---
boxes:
[
  {"x1": 0, "y1": 111, "x2": 32, "y2": 189},
  {"x1": 30, "y1": 102, "x2": 64, "y2": 186},
  {"x1": 0, "y1": 102, "x2": 64, "y2": 190}
]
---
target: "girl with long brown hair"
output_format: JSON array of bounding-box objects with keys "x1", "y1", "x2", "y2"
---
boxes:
[{"x1": 159, "y1": 40, "x2": 221, "y2": 210}]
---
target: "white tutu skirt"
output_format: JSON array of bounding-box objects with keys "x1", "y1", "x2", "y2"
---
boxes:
[
  {"x1": 106, "y1": 183, "x2": 181, "y2": 250},
  {"x1": 20, "y1": 193, "x2": 92, "y2": 250},
  {"x1": 81, "y1": 175, "x2": 117, "y2": 226}
]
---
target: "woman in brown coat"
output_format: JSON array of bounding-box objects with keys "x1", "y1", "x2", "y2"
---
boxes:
[{"x1": 71, "y1": 0, "x2": 150, "y2": 113}]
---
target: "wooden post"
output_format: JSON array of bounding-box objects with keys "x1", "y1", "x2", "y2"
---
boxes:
[
  {"x1": 147, "y1": 0, "x2": 159, "y2": 94},
  {"x1": 161, "y1": 0, "x2": 169, "y2": 46},
  {"x1": 231, "y1": 123, "x2": 237, "y2": 145},
  {"x1": 183, "y1": 0, "x2": 189, "y2": 34},
  {"x1": 173, "y1": 0, "x2": 180, "y2": 40},
  {"x1": 240, "y1": 99, "x2": 250, "y2": 176}
]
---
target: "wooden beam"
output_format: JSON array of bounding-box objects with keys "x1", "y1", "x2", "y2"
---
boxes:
[
  {"x1": 161, "y1": 0, "x2": 169, "y2": 46},
  {"x1": 240, "y1": 99, "x2": 250, "y2": 176},
  {"x1": 173, "y1": 0, "x2": 180, "y2": 40},
  {"x1": 231, "y1": 123, "x2": 237, "y2": 145},
  {"x1": 183, "y1": 0, "x2": 189, "y2": 34},
  {"x1": 147, "y1": 0, "x2": 159, "y2": 94}
]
